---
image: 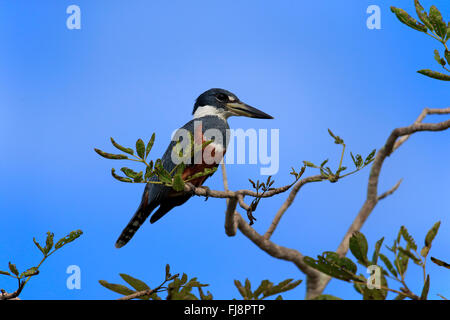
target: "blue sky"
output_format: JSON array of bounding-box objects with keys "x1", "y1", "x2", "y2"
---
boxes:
[{"x1": 0, "y1": 0, "x2": 449, "y2": 300}]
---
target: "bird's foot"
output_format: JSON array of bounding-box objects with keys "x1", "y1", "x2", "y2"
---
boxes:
[
  {"x1": 185, "y1": 182, "x2": 196, "y2": 196},
  {"x1": 199, "y1": 186, "x2": 211, "y2": 201}
]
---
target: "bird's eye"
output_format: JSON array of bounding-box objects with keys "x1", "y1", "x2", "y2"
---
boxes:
[{"x1": 216, "y1": 93, "x2": 228, "y2": 102}]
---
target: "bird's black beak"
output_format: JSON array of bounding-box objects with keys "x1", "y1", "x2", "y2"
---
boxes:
[{"x1": 226, "y1": 101, "x2": 274, "y2": 119}]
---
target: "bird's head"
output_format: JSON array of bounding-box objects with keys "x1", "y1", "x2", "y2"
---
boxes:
[{"x1": 192, "y1": 88, "x2": 273, "y2": 120}]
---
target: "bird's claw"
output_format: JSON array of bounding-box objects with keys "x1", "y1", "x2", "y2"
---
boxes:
[
  {"x1": 185, "y1": 182, "x2": 196, "y2": 196},
  {"x1": 200, "y1": 186, "x2": 211, "y2": 201}
]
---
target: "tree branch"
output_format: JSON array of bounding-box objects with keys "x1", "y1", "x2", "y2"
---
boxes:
[
  {"x1": 0, "y1": 281, "x2": 24, "y2": 301},
  {"x1": 173, "y1": 107, "x2": 449, "y2": 300},
  {"x1": 312, "y1": 107, "x2": 450, "y2": 296}
]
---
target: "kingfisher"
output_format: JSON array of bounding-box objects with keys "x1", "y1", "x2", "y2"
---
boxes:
[{"x1": 115, "y1": 88, "x2": 273, "y2": 248}]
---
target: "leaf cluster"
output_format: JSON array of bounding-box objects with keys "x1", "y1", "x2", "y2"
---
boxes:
[
  {"x1": 234, "y1": 278, "x2": 302, "y2": 300},
  {"x1": 99, "y1": 265, "x2": 302, "y2": 300},
  {"x1": 391, "y1": 1, "x2": 450, "y2": 81},
  {"x1": 95, "y1": 134, "x2": 216, "y2": 192},
  {"x1": 99, "y1": 264, "x2": 211, "y2": 300},
  {"x1": 303, "y1": 129, "x2": 375, "y2": 183},
  {"x1": 0, "y1": 230, "x2": 83, "y2": 299},
  {"x1": 304, "y1": 222, "x2": 448, "y2": 300},
  {"x1": 247, "y1": 176, "x2": 276, "y2": 224}
]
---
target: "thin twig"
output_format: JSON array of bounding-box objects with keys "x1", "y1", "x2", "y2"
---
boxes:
[{"x1": 377, "y1": 179, "x2": 403, "y2": 201}]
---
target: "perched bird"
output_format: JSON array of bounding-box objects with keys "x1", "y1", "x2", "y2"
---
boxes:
[{"x1": 115, "y1": 88, "x2": 273, "y2": 248}]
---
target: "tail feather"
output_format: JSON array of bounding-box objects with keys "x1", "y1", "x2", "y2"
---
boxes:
[
  {"x1": 149, "y1": 203, "x2": 177, "y2": 224},
  {"x1": 115, "y1": 191, "x2": 158, "y2": 248}
]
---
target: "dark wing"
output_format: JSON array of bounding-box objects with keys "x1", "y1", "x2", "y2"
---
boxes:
[{"x1": 115, "y1": 116, "x2": 229, "y2": 248}]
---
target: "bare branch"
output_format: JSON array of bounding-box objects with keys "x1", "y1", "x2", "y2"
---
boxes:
[
  {"x1": 378, "y1": 179, "x2": 403, "y2": 201},
  {"x1": 219, "y1": 163, "x2": 324, "y2": 299},
  {"x1": 235, "y1": 213, "x2": 325, "y2": 299},
  {"x1": 337, "y1": 114, "x2": 450, "y2": 258},
  {"x1": 224, "y1": 197, "x2": 238, "y2": 236},
  {"x1": 183, "y1": 107, "x2": 449, "y2": 300},
  {"x1": 393, "y1": 107, "x2": 450, "y2": 152},
  {"x1": 308, "y1": 108, "x2": 450, "y2": 297}
]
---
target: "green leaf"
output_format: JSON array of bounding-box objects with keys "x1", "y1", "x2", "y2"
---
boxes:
[
  {"x1": 172, "y1": 174, "x2": 185, "y2": 192},
  {"x1": 327, "y1": 128, "x2": 344, "y2": 144},
  {"x1": 362, "y1": 272, "x2": 388, "y2": 300},
  {"x1": 111, "y1": 168, "x2": 133, "y2": 183},
  {"x1": 180, "y1": 273, "x2": 188, "y2": 285},
  {"x1": 414, "y1": 0, "x2": 433, "y2": 30},
  {"x1": 136, "y1": 139, "x2": 146, "y2": 159},
  {"x1": 302, "y1": 161, "x2": 318, "y2": 168},
  {"x1": 313, "y1": 294, "x2": 343, "y2": 300},
  {"x1": 419, "y1": 220, "x2": 439, "y2": 257},
  {"x1": 154, "y1": 161, "x2": 172, "y2": 184},
  {"x1": 119, "y1": 274, "x2": 150, "y2": 292},
  {"x1": 353, "y1": 282, "x2": 364, "y2": 295},
  {"x1": 447, "y1": 22, "x2": 450, "y2": 41},
  {"x1": 430, "y1": 257, "x2": 450, "y2": 269},
  {"x1": 372, "y1": 237, "x2": 385, "y2": 265},
  {"x1": 175, "y1": 162, "x2": 186, "y2": 177},
  {"x1": 244, "y1": 279, "x2": 252, "y2": 299},
  {"x1": 110, "y1": 137, "x2": 134, "y2": 155},
  {"x1": 33, "y1": 237, "x2": 45, "y2": 255},
  {"x1": 424, "y1": 221, "x2": 440, "y2": 249},
  {"x1": 44, "y1": 232, "x2": 54, "y2": 255},
  {"x1": 364, "y1": 149, "x2": 376, "y2": 165},
  {"x1": 94, "y1": 148, "x2": 128, "y2": 160},
  {"x1": 303, "y1": 253, "x2": 359, "y2": 282},
  {"x1": 390, "y1": 6, "x2": 427, "y2": 33},
  {"x1": 394, "y1": 293, "x2": 407, "y2": 300},
  {"x1": 379, "y1": 254, "x2": 398, "y2": 277},
  {"x1": 253, "y1": 280, "x2": 271, "y2": 299},
  {"x1": 234, "y1": 280, "x2": 249, "y2": 300},
  {"x1": 429, "y1": 5, "x2": 447, "y2": 39},
  {"x1": 8, "y1": 262, "x2": 19, "y2": 277},
  {"x1": 349, "y1": 231, "x2": 370, "y2": 266},
  {"x1": 198, "y1": 287, "x2": 213, "y2": 300},
  {"x1": 165, "y1": 264, "x2": 171, "y2": 278},
  {"x1": 133, "y1": 171, "x2": 143, "y2": 183},
  {"x1": 400, "y1": 226, "x2": 417, "y2": 251},
  {"x1": 434, "y1": 50, "x2": 446, "y2": 67},
  {"x1": 98, "y1": 280, "x2": 134, "y2": 296},
  {"x1": 445, "y1": 50, "x2": 450, "y2": 66},
  {"x1": 420, "y1": 274, "x2": 430, "y2": 300},
  {"x1": 0, "y1": 270, "x2": 11, "y2": 276},
  {"x1": 144, "y1": 163, "x2": 154, "y2": 181},
  {"x1": 261, "y1": 279, "x2": 302, "y2": 298},
  {"x1": 54, "y1": 230, "x2": 83, "y2": 250},
  {"x1": 396, "y1": 250, "x2": 410, "y2": 276},
  {"x1": 185, "y1": 167, "x2": 217, "y2": 181},
  {"x1": 120, "y1": 167, "x2": 139, "y2": 179},
  {"x1": 145, "y1": 133, "x2": 156, "y2": 158},
  {"x1": 398, "y1": 247, "x2": 421, "y2": 265},
  {"x1": 350, "y1": 152, "x2": 357, "y2": 168},
  {"x1": 327, "y1": 128, "x2": 336, "y2": 139},
  {"x1": 20, "y1": 267, "x2": 39, "y2": 278},
  {"x1": 417, "y1": 69, "x2": 450, "y2": 81}
]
